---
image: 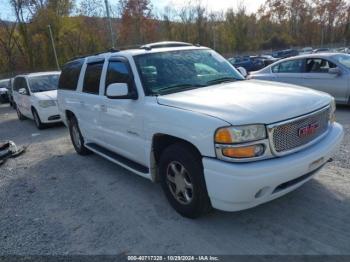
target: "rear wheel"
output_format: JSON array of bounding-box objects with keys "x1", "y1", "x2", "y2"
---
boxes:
[
  {"x1": 68, "y1": 115, "x2": 91, "y2": 155},
  {"x1": 32, "y1": 108, "x2": 45, "y2": 129},
  {"x1": 16, "y1": 107, "x2": 26, "y2": 121},
  {"x1": 159, "y1": 143, "x2": 211, "y2": 218}
]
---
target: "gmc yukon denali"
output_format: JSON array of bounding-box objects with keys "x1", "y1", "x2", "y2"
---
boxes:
[{"x1": 57, "y1": 42, "x2": 344, "y2": 218}]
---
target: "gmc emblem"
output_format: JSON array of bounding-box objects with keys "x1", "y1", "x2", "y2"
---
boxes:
[{"x1": 298, "y1": 122, "x2": 320, "y2": 138}]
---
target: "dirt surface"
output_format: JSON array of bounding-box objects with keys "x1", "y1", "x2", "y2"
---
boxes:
[{"x1": 0, "y1": 103, "x2": 349, "y2": 255}]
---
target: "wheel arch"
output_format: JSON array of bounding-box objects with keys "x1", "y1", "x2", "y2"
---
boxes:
[{"x1": 150, "y1": 133, "x2": 203, "y2": 182}]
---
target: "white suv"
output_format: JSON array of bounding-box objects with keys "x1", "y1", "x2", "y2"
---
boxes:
[
  {"x1": 57, "y1": 42, "x2": 344, "y2": 218},
  {"x1": 13, "y1": 72, "x2": 61, "y2": 129}
]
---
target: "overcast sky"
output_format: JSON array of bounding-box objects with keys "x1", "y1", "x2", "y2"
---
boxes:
[{"x1": 0, "y1": 0, "x2": 266, "y2": 20}]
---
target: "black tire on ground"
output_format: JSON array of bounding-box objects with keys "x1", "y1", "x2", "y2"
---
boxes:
[
  {"x1": 159, "y1": 143, "x2": 212, "y2": 218},
  {"x1": 32, "y1": 108, "x2": 45, "y2": 130},
  {"x1": 16, "y1": 107, "x2": 26, "y2": 121},
  {"x1": 68, "y1": 115, "x2": 91, "y2": 155}
]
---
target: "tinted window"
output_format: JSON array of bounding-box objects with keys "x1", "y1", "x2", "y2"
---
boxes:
[
  {"x1": 305, "y1": 58, "x2": 336, "y2": 73},
  {"x1": 105, "y1": 61, "x2": 131, "y2": 88},
  {"x1": 58, "y1": 59, "x2": 84, "y2": 90},
  {"x1": 28, "y1": 74, "x2": 59, "y2": 93},
  {"x1": 82, "y1": 62, "x2": 104, "y2": 95},
  {"x1": 273, "y1": 59, "x2": 303, "y2": 73},
  {"x1": 13, "y1": 77, "x2": 28, "y2": 92}
]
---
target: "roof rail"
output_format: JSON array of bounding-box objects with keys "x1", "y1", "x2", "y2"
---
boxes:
[
  {"x1": 140, "y1": 41, "x2": 193, "y2": 50},
  {"x1": 67, "y1": 48, "x2": 120, "y2": 63}
]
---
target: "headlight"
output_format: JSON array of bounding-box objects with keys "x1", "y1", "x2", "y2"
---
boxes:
[
  {"x1": 215, "y1": 125, "x2": 266, "y2": 144},
  {"x1": 39, "y1": 100, "x2": 56, "y2": 108},
  {"x1": 329, "y1": 99, "x2": 336, "y2": 123}
]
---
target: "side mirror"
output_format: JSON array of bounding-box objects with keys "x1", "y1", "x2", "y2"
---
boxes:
[
  {"x1": 328, "y1": 68, "x2": 341, "y2": 75},
  {"x1": 237, "y1": 67, "x2": 248, "y2": 78},
  {"x1": 106, "y1": 83, "x2": 137, "y2": 99},
  {"x1": 18, "y1": 88, "x2": 28, "y2": 95}
]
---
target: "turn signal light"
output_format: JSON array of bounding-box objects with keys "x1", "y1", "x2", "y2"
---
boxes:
[
  {"x1": 222, "y1": 144, "x2": 265, "y2": 158},
  {"x1": 215, "y1": 128, "x2": 232, "y2": 144}
]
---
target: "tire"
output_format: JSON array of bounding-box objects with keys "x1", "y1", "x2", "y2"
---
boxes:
[
  {"x1": 32, "y1": 108, "x2": 45, "y2": 130},
  {"x1": 16, "y1": 107, "x2": 26, "y2": 121},
  {"x1": 68, "y1": 115, "x2": 91, "y2": 155},
  {"x1": 159, "y1": 143, "x2": 211, "y2": 218}
]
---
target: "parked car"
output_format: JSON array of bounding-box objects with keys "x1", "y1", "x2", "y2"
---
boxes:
[
  {"x1": 252, "y1": 55, "x2": 279, "y2": 67},
  {"x1": 228, "y1": 56, "x2": 265, "y2": 72},
  {"x1": 58, "y1": 41, "x2": 343, "y2": 218},
  {"x1": 313, "y1": 48, "x2": 330, "y2": 53},
  {"x1": 300, "y1": 47, "x2": 313, "y2": 55},
  {"x1": 13, "y1": 72, "x2": 61, "y2": 129},
  {"x1": 0, "y1": 79, "x2": 10, "y2": 103},
  {"x1": 272, "y1": 49, "x2": 299, "y2": 59},
  {"x1": 248, "y1": 53, "x2": 350, "y2": 104}
]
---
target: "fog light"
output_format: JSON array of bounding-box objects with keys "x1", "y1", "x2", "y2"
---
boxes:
[{"x1": 222, "y1": 144, "x2": 265, "y2": 158}]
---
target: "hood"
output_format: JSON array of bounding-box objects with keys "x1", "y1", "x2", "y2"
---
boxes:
[
  {"x1": 33, "y1": 90, "x2": 57, "y2": 100},
  {"x1": 156, "y1": 80, "x2": 331, "y2": 125}
]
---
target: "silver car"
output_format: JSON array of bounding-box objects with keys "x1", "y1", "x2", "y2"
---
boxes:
[{"x1": 248, "y1": 53, "x2": 350, "y2": 104}]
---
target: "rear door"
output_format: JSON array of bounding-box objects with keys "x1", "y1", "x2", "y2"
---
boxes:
[
  {"x1": 302, "y1": 58, "x2": 348, "y2": 103},
  {"x1": 270, "y1": 58, "x2": 305, "y2": 86},
  {"x1": 77, "y1": 58, "x2": 105, "y2": 141}
]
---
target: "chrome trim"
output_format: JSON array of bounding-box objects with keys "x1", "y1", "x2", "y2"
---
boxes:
[
  {"x1": 267, "y1": 105, "x2": 331, "y2": 157},
  {"x1": 215, "y1": 139, "x2": 274, "y2": 163}
]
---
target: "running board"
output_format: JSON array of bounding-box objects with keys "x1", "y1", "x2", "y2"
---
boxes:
[{"x1": 85, "y1": 143, "x2": 150, "y2": 179}]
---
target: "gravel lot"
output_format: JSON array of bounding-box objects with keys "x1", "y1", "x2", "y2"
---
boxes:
[{"x1": 0, "y1": 103, "x2": 349, "y2": 255}]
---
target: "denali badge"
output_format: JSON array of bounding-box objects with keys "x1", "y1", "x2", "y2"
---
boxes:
[{"x1": 298, "y1": 122, "x2": 320, "y2": 138}]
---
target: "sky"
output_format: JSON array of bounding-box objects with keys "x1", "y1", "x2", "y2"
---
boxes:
[{"x1": 0, "y1": 0, "x2": 265, "y2": 20}]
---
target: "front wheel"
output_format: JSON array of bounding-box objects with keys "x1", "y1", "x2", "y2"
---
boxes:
[
  {"x1": 159, "y1": 143, "x2": 211, "y2": 218},
  {"x1": 68, "y1": 116, "x2": 91, "y2": 155},
  {"x1": 32, "y1": 108, "x2": 45, "y2": 129},
  {"x1": 16, "y1": 107, "x2": 26, "y2": 121}
]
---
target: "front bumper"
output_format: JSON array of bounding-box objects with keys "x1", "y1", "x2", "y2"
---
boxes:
[
  {"x1": 37, "y1": 106, "x2": 61, "y2": 123},
  {"x1": 203, "y1": 123, "x2": 344, "y2": 212}
]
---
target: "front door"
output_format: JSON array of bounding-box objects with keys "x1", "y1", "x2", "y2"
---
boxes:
[
  {"x1": 302, "y1": 58, "x2": 348, "y2": 103},
  {"x1": 97, "y1": 58, "x2": 147, "y2": 166}
]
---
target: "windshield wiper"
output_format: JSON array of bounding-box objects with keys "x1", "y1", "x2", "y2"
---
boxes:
[
  {"x1": 157, "y1": 83, "x2": 206, "y2": 95},
  {"x1": 206, "y1": 77, "x2": 238, "y2": 85}
]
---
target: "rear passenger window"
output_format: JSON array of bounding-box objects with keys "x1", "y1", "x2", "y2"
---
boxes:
[
  {"x1": 59, "y1": 60, "x2": 83, "y2": 90},
  {"x1": 83, "y1": 62, "x2": 104, "y2": 95}
]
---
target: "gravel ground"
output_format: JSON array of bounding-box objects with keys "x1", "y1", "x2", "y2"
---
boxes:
[{"x1": 0, "y1": 103, "x2": 349, "y2": 255}]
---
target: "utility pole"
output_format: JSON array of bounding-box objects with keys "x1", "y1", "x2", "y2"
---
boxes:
[
  {"x1": 47, "y1": 24, "x2": 60, "y2": 70},
  {"x1": 104, "y1": 0, "x2": 116, "y2": 48}
]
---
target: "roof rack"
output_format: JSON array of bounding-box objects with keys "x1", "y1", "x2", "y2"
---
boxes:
[
  {"x1": 140, "y1": 41, "x2": 193, "y2": 50},
  {"x1": 67, "y1": 48, "x2": 120, "y2": 63}
]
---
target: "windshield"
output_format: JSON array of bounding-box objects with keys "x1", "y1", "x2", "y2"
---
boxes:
[
  {"x1": 334, "y1": 54, "x2": 350, "y2": 69},
  {"x1": 28, "y1": 74, "x2": 60, "y2": 93},
  {"x1": 134, "y1": 49, "x2": 244, "y2": 95}
]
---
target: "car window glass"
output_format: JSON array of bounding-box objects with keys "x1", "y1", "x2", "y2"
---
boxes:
[
  {"x1": 13, "y1": 77, "x2": 27, "y2": 92},
  {"x1": 28, "y1": 74, "x2": 59, "y2": 93},
  {"x1": 59, "y1": 59, "x2": 84, "y2": 90},
  {"x1": 306, "y1": 58, "x2": 336, "y2": 73},
  {"x1": 275, "y1": 59, "x2": 303, "y2": 73},
  {"x1": 334, "y1": 54, "x2": 350, "y2": 69},
  {"x1": 82, "y1": 62, "x2": 104, "y2": 95},
  {"x1": 105, "y1": 61, "x2": 131, "y2": 88}
]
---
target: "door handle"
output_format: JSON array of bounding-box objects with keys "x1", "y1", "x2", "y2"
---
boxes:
[
  {"x1": 79, "y1": 101, "x2": 85, "y2": 106},
  {"x1": 100, "y1": 104, "x2": 107, "y2": 112}
]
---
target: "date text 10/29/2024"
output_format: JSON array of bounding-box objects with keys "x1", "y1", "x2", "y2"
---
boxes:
[{"x1": 127, "y1": 256, "x2": 219, "y2": 261}]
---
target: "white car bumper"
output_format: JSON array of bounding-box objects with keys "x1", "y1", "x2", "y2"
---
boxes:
[
  {"x1": 203, "y1": 123, "x2": 344, "y2": 212},
  {"x1": 37, "y1": 106, "x2": 61, "y2": 123}
]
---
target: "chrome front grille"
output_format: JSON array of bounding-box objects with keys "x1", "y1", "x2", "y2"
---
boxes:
[{"x1": 268, "y1": 107, "x2": 330, "y2": 155}]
